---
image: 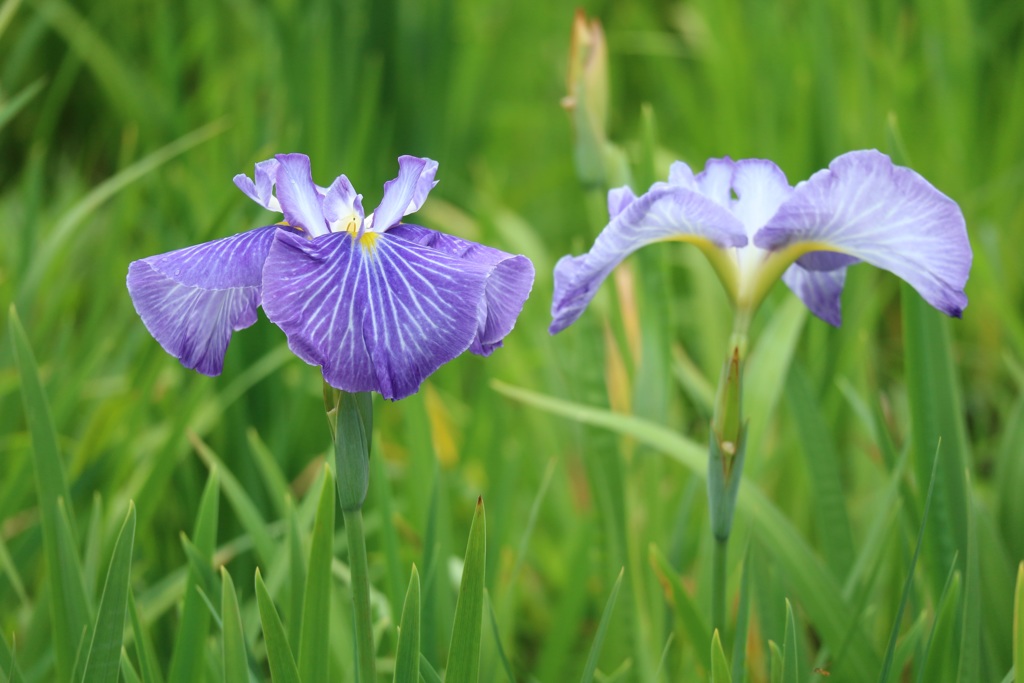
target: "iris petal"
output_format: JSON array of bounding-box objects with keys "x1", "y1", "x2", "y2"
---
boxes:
[
  {"x1": 274, "y1": 154, "x2": 330, "y2": 237},
  {"x1": 127, "y1": 226, "x2": 289, "y2": 375},
  {"x1": 550, "y1": 185, "x2": 748, "y2": 334},
  {"x1": 233, "y1": 159, "x2": 282, "y2": 212},
  {"x1": 755, "y1": 150, "x2": 971, "y2": 317},
  {"x1": 371, "y1": 156, "x2": 431, "y2": 232},
  {"x1": 781, "y1": 263, "x2": 847, "y2": 326},
  {"x1": 323, "y1": 174, "x2": 364, "y2": 224},
  {"x1": 262, "y1": 230, "x2": 492, "y2": 400},
  {"x1": 388, "y1": 224, "x2": 535, "y2": 355}
]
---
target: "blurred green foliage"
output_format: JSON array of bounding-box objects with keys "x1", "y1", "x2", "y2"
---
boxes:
[{"x1": 2, "y1": 0, "x2": 1023, "y2": 680}]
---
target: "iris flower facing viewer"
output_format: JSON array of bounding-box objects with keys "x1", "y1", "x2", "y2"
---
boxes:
[
  {"x1": 128, "y1": 154, "x2": 534, "y2": 400},
  {"x1": 550, "y1": 150, "x2": 971, "y2": 333}
]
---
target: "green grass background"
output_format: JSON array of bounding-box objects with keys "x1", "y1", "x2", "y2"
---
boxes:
[{"x1": 2, "y1": 0, "x2": 1023, "y2": 680}]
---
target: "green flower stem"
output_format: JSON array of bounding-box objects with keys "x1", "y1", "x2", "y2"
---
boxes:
[
  {"x1": 343, "y1": 506, "x2": 377, "y2": 683},
  {"x1": 712, "y1": 536, "x2": 728, "y2": 636}
]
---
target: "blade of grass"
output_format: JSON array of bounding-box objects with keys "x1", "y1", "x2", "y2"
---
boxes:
[
  {"x1": 419, "y1": 654, "x2": 443, "y2": 683},
  {"x1": 649, "y1": 543, "x2": 711, "y2": 673},
  {"x1": 782, "y1": 600, "x2": 798, "y2": 683},
  {"x1": 581, "y1": 568, "x2": 624, "y2": 683},
  {"x1": 298, "y1": 467, "x2": 335, "y2": 683},
  {"x1": 730, "y1": 545, "x2": 752, "y2": 680},
  {"x1": 82, "y1": 503, "x2": 136, "y2": 683},
  {"x1": 878, "y1": 443, "x2": 942, "y2": 683},
  {"x1": 393, "y1": 566, "x2": 421, "y2": 683},
  {"x1": 9, "y1": 305, "x2": 88, "y2": 682},
  {"x1": 0, "y1": 631, "x2": 25, "y2": 683},
  {"x1": 485, "y1": 589, "x2": 515, "y2": 682},
  {"x1": 768, "y1": 641, "x2": 782, "y2": 683},
  {"x1": 0, "y1": 78, "x2": 45, "y2": 133},
  {"x1": 711, "y1": 629, "x2": 732, "y2": 683},
  {"x1": 167, "y1": 469, "x2": 219, "y2": 683},
  {"x1": 220, "y1": 568, "x2": 248, "y2": 683},
  {"x1": 446, "y1": 497, "x2": 486, "y2": 683},
  {"x1": 255, "y1": 569, "x2": 301, "y2": 683},
  {"x1": 127, "y1": 591, "x2": 162, "y2": 683},
  {"x1": 919, "y1": 567, "x2": 962, "y2": 683}
]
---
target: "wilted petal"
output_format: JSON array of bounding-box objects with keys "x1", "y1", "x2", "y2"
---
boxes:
[
  {"x1": 233, "y1": 158, "x2": 282, "y2": 212},
  {"x1": 755, "y1": 150, "x2": 971, "y2": 317},
  {"x1": 388, "y1": 224, "x2": 535, "y2": 355},
  {"x1": 274, "y1": 154, "x2": 330, "y2": 237},
  {"x1": 550, "y1": 186, "x2": 748, "y2": 334},
  {"x1": 262, "y1": 230, "x2": 492, "y2": 400},
  {"x1": 127, "y1": 226, "x2": 289, "y2": 375},
  {"x1": 370, "y1": 156, "x2": 431, "y2": 232},
  {"x1": 781, "y1": 263, "x2": 847, "y2": 326}
]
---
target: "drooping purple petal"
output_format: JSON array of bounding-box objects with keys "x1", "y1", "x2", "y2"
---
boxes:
[
  {"x1": 550, "y1": 185, "x2": 749, "y2": 334},
  {"x1": 755, "y1": 150, "x2": 971, "y2": 317},
  {"x1": 262, "y1": 230, "x2": 493, "y2": 400},
  {"x1": 388, "y1": 224, "x2": 535, "y2": 355},
  {"x1": 233, "y1": 159, "x2": 281, "y2": 212},
  {"x1": 370, "y1": 156, "x2": 431, "y2": 232},
  {"x1": 127, "y1": 226, "x2": 291, "y2": 375},
  {"x1": 781, "y1": 263, "x2": 847, "y2": 326},
  {"x1": 274, "y1": 154, "x2": 330, "y2": 238}
]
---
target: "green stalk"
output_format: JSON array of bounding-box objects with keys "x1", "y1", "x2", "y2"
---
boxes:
[
  {"x1": 343, "y1": 507, "x2": 377, "y2": 683},
  {"x1": 712, "y1": 536, "x2": 728, "y2": 637}
]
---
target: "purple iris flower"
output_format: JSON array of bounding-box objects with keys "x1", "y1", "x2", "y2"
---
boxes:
[
  {"x1": 550, "y1": 150, "x2": 970, "y2": 332},
  {"x1": 128, "y1": 154, "x2": 534, "y2": 400}
]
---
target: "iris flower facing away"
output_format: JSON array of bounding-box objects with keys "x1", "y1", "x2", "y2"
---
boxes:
[
  {"x1": 128, "y1": 154, "x2": 534, "y2": 400},
  {"x1": 550, "y1": 150, "x2": 971, "y2": 333}
]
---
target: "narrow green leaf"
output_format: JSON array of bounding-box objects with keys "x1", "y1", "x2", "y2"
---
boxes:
[
  {"x1": 785, "y1": 365, "x2": 856, "y2": 576},
  {"x1": 782, "y1": 600, "x2": 798, "y2": 683},
  {"x1": 246, "y1": 428, "x2": 291, "y2": 520},
  {"x1": 167, "y1": 469, "x2": 219, "y2": 683},
  {"x1": 0, "y1": 78, "x2": 44, "y2": 134},
  {"x1": 649, "y1": 544, "x2": 711, "y2": 673},
  {"x1": 956, "y1": 471, "x2": 981, "y2": 683},
  {"x1": 879, "y1": 444, "x2": 942, "y2": 683},
  {"x1": 179, "y1": 533, "x2": 220, "y2": 609},
  {"x1": 298, "y1": 467, "x2": 335, "y2": 683},
  {"x1": 419, "y1": 654, "x2": 444, "y2": 683},
  {"x1": 9, "y1": 305, "x2": 88, "y2": 682},
  {"x1": 711, "y1": 630, "x2": 732, "y2": 683},
  {"x1": 0, "y1": 631, "x2": 25, "y2": 683},
  {"x1": 190, "y1": 434, "x2": 276, "y2": 565},
  {"x1": 446, "y1": 497, "x2": 487, "y2": 683},
  {"x1": 127, "y1": 592, "x2": 162, "y2": 683},
  {"x1": 221, "y1": 568, "x2": 248, "y2": 683},
  {"x1": 118, "y1": 649, "x2": 140, "y2": 683},
  {"x1": 255, "y1": 569, "x2": 301, "y2": 683},
  {"x1": 0, "y1": 524, "x2": 28, "y2": 607},
  {"x1": 371, "y1": 448, "x2": 405, "y2": 614},
  {"x1": 394, "y1": 566, "x2": 421, "y2": 683},
  {"x1": 82, "y1": 503, "x2": 136, "y2": 683},
  {"x1": 494, "y1": 382, "x2": 882, "y2": 679},
  {"x1": 1015, "y1": 563, "x2": 1024, "y2": 683},
  {"x1": 581, "y1": 568, "x2": 624, "y2": 683},
  {"x1": 286, "y1": 497, "x2": 306, "y2": 647},
  {"x1": 485, "y1": 589, "x2": 515, "y2": 683},
  {"x1": 730, "y1": 545, "x2": 752, "y2": 680},
  {"x1": 920, "y1": 568, "x2": 962, "y2": 683},
  {"x1": 768, "y1": 641, "x2": 783, "y2": 683}
]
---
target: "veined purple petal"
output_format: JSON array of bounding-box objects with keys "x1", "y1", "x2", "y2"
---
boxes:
[
  {"x1": 550, "y1": 185, "x2": 748, "y2": 334},
  {"x1": 370, "y1": 156, "x2": 430, "y2": 232},
  {"x1": 404, "y1": 157, "x2": 439, "y2": 216},
  {"x1": 730, "y1": 159, "x2": 793, "y2": 239},
  {"x1": 262, "y1": 230, "x2": 492, "y2": 400},
  {"x1": 233, "y1": 158, "x2": 281, "y2": 212},
  {"x1": 127, "y1": 226, "x2": 291, "y2": 375},
  {"x1": 696, "y1": 157, "x2": 735, "y2": 208},
  {"x1": 388, "y1": 224, "x2": 535, "y2": 355},
  {"x1": 782, "y1": 263, "x2": 847, "y2": 326},
  {"x1": 274, "y1": 154, "x2": 329, "y2": 238},
  {"x1": 755, "y1": 150, "x2": 971, "y2": 317},
  {"x1": 323, "y1": 174, "x2": 364, "y2": 224}
]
